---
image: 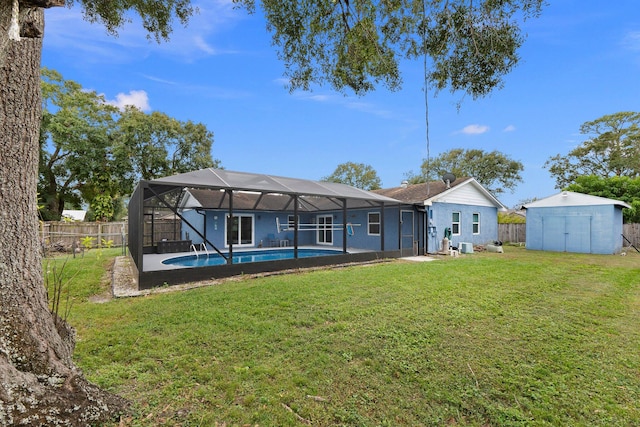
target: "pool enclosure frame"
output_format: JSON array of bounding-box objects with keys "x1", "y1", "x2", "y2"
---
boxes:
[{"x1": 128, "y1": 168, "x2": 404, "y2": 289}]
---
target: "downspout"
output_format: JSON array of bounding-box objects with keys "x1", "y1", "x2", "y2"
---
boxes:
[
  {"x1": 380, "y1": 203, "x2": 385, "y2": 252},
  {"x1": 293, "y1": 195, "x2": 299, "y2": 259},
  {"x1": 342, "y1": 198, "x2": 347, "y2": 254},
  {"x1": 196, "y1": 208, "x2": 207, "y2": 246},
  {"x1": 227, "y1": 190, "x2": 233, "y2": 265}
]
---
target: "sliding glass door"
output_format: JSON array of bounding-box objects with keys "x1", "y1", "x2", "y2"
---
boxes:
[{"x1": 226, "y1": 214, "x2": 254, "y2": 247}]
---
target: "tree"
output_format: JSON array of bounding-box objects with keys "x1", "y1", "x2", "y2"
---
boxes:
[
  {"x1": 323, "y1": 162, "x2": 382, "y2": 190},
  {"x1": 39, "y1": 69, "x2": 219, "y2": 221},
  {"x1": 545, "y1": 112, "x2": 640, "y2": 189},
  {"x1": 114, "y1": 105, "x2": 219, "y2": 182},
  {"x1": 406, "y1": 148, "x2": 524, "y2": 194},
  {"x1": 565, "y1": 175, "x2": 640, "y2": 223},
  {"x1": 1, "y1": 0, "x2": 543, "y2": 423},
  {"x1": 244, "y1": 0, "x2": 545, "y2": 97},
  {"x1": 39, "y1": 67, "x2": 119, "y2": 220},
  {"x1": 1, "y1": 1, "x2": 194, "y2": 424}
]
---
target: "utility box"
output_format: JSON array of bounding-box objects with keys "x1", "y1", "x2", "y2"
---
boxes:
[{"x1": 460, "y1": 242, "x2": 473, "y2": 254}]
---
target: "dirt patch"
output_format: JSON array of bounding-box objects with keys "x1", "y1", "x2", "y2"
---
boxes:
[{"x1": 109, "y1": 256, "x2": 396, "y2": 299}]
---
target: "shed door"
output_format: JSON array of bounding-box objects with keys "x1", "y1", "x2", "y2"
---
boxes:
[
  {"x1": 565, "y1": 216, "x2": 591, "y2": 253},
  {"x1": 542, "y1": 216, "x2": 591, "y2": 253}
]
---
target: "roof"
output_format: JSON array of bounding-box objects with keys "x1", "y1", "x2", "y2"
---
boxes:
[
  {"x1": 145, "y1": 168, "x2": 402, "y2": 211},
  {"x1": 374, "y1": 178, "x2": 506, "y2": 209},
  {"x1": 61, "y1": 210, "x2": 87, "y2": 221},
  {"x1": 523, "y1": 191, "x2": 631, "y2": 209}
]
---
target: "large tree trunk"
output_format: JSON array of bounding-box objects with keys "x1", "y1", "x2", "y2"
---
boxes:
[{"x1": 0, "y1": 3, "x2": 127, "y2": 425}]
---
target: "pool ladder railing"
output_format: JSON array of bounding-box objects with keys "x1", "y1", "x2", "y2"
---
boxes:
[{"x1": 190, "y1": 242, "x2": 210, "y2": 258}]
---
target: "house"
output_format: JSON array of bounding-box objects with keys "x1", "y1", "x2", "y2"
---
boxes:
[
  {"x1": 522, "y1": 191, "x2": 630, "y2": 254},
  {"x1": 127, "y1": 169, "x2": 509, "y2": 288},
  {"x1": 61, "y1": 209, "x2": 87, "y2": 221},
  {"x1": 127, "y1": 168, "x2": 407, "y2": 288},
  {"x1": 375, "y1": 177, "x2": 507, "y2": 253}
]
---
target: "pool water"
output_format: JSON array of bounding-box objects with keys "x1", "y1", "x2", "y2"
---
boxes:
[{"x1": 162, "y1": 248, "x2": 343, "y2": 267}]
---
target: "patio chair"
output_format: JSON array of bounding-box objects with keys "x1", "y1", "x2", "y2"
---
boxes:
[{"x1": 266, "y1": 233, "x2": 279, "y2": 247}]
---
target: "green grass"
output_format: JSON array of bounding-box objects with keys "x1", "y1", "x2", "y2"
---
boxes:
[
  {"x1": 59, "y1": 247, "x2": 639, "y2": 426},
  {"x1": 44, "y1": 248, "x2": 122, "y2": 302}
]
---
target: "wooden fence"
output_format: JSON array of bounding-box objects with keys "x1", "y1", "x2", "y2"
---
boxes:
[
  {"x1": 41, "y1": 218, "x2": 182, "y2": 252},
  {"x1": 499, "y1": 223, "x2": 640, "y2": 248},
  {"x1": 41, "y1": 221, "x2": 128, "y2": 251},
  {"x1": 498, "y1": 223, "x2": 526, "y2": 244}
]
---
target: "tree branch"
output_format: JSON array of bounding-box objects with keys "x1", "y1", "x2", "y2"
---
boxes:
[{"x1": 20, "y1": 0, "x2": 64, "y2": 8}]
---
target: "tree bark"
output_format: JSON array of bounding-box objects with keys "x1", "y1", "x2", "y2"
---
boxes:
[{"x1": 0, "y1": 4, "x2": 127, "y2": 425}]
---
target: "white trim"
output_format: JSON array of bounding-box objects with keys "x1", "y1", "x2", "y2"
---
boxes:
[
  {"x1": 368, "y1": 212, "x2": 381, "y2": 236},
  {"x1": 424, "y1": 178, "x2": 507, "y2": 210},
  {"x1": 472, "y1": 212, "x2": 480, "y2": 235},
  {"x1": 224, "y1": 213, "x2": 255, "y2": 247},
  {"x1": 316, "y1": 214, "x2": 333, "y2": 245},
  {"x1": 452, "y1": 211, "x2": 461, "y2": 235}
]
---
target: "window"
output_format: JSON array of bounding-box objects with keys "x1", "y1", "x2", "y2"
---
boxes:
[
  {"x1": 317, "y1": 215, "x2": 333, "y2": 245},
  {"x1": 452, "y1": 212, "x2": 460, "y2": 235},
  {"x1": 368, "y1": 212, "x2": 380, "y2": 235},
  {"x1": 226, "y1": 214, "x2": 254, "y2": 246},
  {"x1": 472, "y1": 213, "x2": 480, "y2": 234},
  {"x1": 287, "y1": 215, "x2": 299, "y2": 229}
]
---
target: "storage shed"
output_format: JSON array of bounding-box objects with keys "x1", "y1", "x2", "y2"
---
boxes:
[{"x1": 522, "y1": 191, "x2": 630, "y2": 254}]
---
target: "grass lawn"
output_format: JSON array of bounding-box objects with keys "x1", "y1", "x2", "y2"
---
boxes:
[{"x1": 50, "y1": 247, "x2": 639, "y2": 426}]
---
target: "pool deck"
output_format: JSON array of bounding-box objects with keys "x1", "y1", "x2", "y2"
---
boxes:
[{"x1": 142, "y1": 246, "x2": 370, "y2": 272}]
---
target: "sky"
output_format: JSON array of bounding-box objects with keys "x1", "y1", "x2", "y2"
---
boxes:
[{"x1": 41, "y1": 1, "x2": 640, "y2": 208}]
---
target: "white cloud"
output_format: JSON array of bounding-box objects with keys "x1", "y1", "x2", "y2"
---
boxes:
[
  {"x1": 503, "y1": 125, "x2": 516, "y2": 132},
  {"x1": 459, "y1": 124, "x2": 490, "y2": 135},
  {"x1": 623, "y1": 30, "x2": 640, "y2": 51},
  {"x1": 43, "y1": 2, "x2": 246, "y2": 63},
  {"x1": 106, "y1": 90, "x2": 151, "y2": 111},
  {"x1": 193, "y1": 35, "x2": 217, "y2": 55},
  {"x1": 293, "y1": 91, "x2": 394, "y2": 119}
]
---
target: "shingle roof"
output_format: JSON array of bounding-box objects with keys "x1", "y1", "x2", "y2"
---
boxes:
[
  {"x1": 373, "y1": 178, "x2": 471, "y2": 204},
  {"x1": 374, "y1": 177, "x2": 506, "y2": 209}
]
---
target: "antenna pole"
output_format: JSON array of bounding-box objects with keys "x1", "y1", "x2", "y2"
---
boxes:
[{"x1": 422, "y1": 0, "x2": 430, "y2": 198}]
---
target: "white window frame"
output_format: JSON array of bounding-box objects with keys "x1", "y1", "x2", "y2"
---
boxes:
[
  {"x1": 452, "y1": 212, "x2": 461, "y2": 236},
  {"x1": 225, "y1": 213, "x2": 254, "y2": 247},
  {"x1": 287, "y1": 215, "x2": 300, "y2": 229},
  {"x1": 368, "y1": 212, "x2": 381, "y2": 236},
  {"x1": 316, "y1": 215, "x2": 333, "y2": 245},
  {"x1": 472, "y1": 212, "x2": 480, "y2": 235}
]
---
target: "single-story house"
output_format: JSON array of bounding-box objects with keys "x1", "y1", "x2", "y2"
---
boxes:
[
  {"x1": 522, "y1": 191, "x2": 631, "y2": 254},
  {"x1": 374, "y1": 177, "x2": 507, "y2": 253},
  {"x1": 127, "y1": 169, "x2": 506, "y2": 289},
  {"x1": 128, "y1": 168, "x2": 409, "y2": 289}
]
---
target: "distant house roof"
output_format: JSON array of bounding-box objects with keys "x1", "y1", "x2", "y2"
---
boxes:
[
  {"x1": 374, "y1": 178, "x2": 506, "y2": 209},
  {"x1": 61, "y1": 210, "x2": 87, "y2": 221},
  {"x1": 523, "y1": 191, "x2": 631, "y2": 209}
]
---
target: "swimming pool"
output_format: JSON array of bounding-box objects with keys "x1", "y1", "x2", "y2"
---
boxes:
[{"x1": 162, "y1": 248, "x2": 344, "y2": 267}]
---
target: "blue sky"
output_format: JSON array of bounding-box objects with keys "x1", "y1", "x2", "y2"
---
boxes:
[{"x1": 42, "y1": 1, "x2": 639, "y2": 208}]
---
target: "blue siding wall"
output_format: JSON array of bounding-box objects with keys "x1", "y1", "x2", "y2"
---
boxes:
[
  {"x1": 179, "y1": 206, "x2": 402, "y2": 253},
  {"x1": 526, "y1": 205, "x2": 624, "y2": 254},
  {"x1": 428, "y1": 202, "x2": 498, "y2": 252}
]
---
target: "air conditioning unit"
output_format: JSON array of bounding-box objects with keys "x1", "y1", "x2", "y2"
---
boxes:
[{"x1": 460, "y1": 242, "x2": 473, "y2": 254}]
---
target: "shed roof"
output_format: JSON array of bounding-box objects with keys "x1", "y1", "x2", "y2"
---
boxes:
[{"x1": 523, "y1": 191, "x2": 631, "y2": 209}]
